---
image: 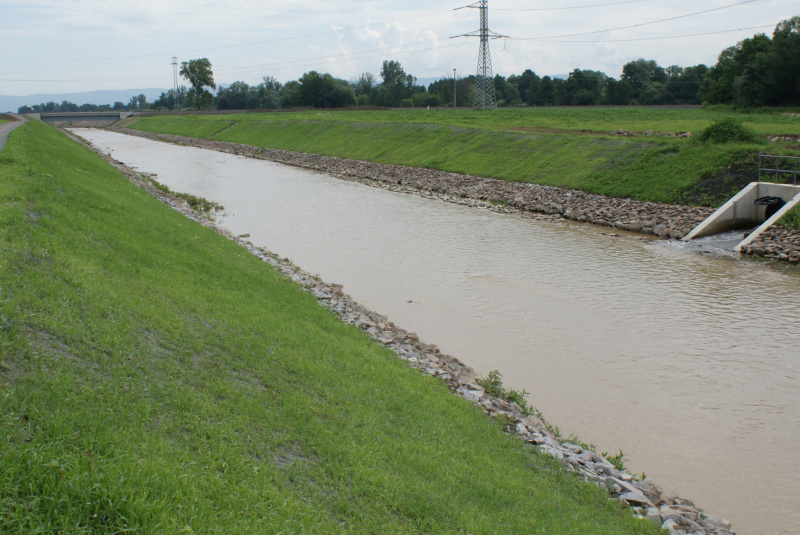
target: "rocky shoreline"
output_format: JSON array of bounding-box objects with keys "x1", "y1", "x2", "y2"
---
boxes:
[
  {"x1": 742, "y1": 225, "x2": 800, "y2": 263},
  {"x1": 113, "y1": 124, "x2": 800, "y2": 265},
  {"x1": 76, "y1": 128, "x2": 743, "y2": 534}
]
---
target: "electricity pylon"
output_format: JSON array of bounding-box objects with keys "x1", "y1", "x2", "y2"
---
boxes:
[
  {"x1": 454, "y1": 1, "x2": 507, "y2": 110},
  {"x1": 172, "y1": 57, "x2": 181, "y2": 117}
]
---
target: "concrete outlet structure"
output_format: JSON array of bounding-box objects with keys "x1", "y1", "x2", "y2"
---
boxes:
[{"x1": 682, "y1": 182, "x2": 800, "y2": 251}]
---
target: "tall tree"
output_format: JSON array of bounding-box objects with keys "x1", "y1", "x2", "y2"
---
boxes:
[
  {"x1": 377, "y1": 60, "x2": 416, "y2": 107},
  {"x1": 621, "y1": 59, "x2": 667, "y2": 102},
  {"x1": 180, "y1": 58, "x2": 216, "y2": 109},
  {"x1": 253, "y1": 76, "x2": 282, "y2": 109},
  {"x1": 352, "y1": 73, "x2": 376, "y2": 96},
  {"x1": 665, "y1": 64, "x2": 707, "y2": 104},
  {"x1": 765, "y1": 16, "x2": 800, "y2": 105},
  {"x1": 529, "y1": 76, "x2": 556, "y2": 106},
  {"x1": 286, "y1": 71, "x2": 356, "y2": 108},
  {"x1": 561, "y1": 69, "x2": 608, "y2": 105},
  {"x1": 702, "y1": 34, "x2": 771, "y2": 104},
  {"x1": 508, "y1": 69, "x2": 540, "y2": 104},
  {"x1": 215, "y1": 81, "x2": 255, "y2": 110}
]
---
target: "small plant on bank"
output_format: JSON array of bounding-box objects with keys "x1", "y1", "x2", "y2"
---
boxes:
[
  {"x1": 477, "y1": 370, "x2": 534, "y2": 415},
  {"x1": 143, "y1": 174, "x2": 224, "y2": 216},
  {"x1": 697, "y1": 118, "x2": 761, "y2": 145},
  {"x1": 567, "y1": 434, "x2": 597, "y2": 453},
  {"x1": 602, "y1": 450, "x2": 628, "y2": 472}
]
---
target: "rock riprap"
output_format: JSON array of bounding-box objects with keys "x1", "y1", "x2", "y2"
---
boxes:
[{"x1": 741, "y1": 226, "x2": 800, "y2": 263}]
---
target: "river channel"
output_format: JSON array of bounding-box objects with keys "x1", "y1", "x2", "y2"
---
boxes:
[{"x1": 76, "y1": 129, "x2": 800, "y2": 535}]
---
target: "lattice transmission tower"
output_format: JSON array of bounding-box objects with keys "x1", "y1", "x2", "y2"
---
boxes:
[
  {"x1": 454, "y1": 1, "x2": 507, "y2": 110},
  {"x1": 171, "y1": 57, "x2": 181, "y2": 117}
]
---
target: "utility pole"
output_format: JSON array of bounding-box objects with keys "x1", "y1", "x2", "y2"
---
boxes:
[
  {"x1": 453, "y1": 0, "x2": 507, "y2": 110},
  {"x1": 171, "y1": 57, "x2": 180, "y2": 117},
  {"x1": 453, "y1": 69, "x2": 457, "y2": 108}
]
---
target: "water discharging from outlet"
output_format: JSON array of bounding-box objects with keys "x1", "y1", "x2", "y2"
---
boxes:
[
  {"x1": 675, "y1": 229, "x2": 757, "y2": 254},
  {"x1": 76, "y1": 129, "x2": 800, "y2": 535}
]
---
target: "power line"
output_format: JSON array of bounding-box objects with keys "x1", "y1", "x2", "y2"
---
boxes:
[
  {"x1": 511, "y1": 0, "x2": 757, "y2": 41},
  {"x1": 493, "y1": 0, "x2": 653, "y2": 12},
  {"x1": 542, "y1": 24, "x2": 775, "y2": 43}
]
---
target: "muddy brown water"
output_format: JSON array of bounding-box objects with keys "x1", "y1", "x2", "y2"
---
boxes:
[{"x1": 76, "y1": 129, "x2": 800, "y2": 535}]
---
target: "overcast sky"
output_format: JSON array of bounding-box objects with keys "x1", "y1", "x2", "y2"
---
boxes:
[{"x1": 0, "y1": 0, "x2": 796, "y2": 96}]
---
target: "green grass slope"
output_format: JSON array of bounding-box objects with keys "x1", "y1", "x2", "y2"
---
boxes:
[
  {"x1": 0, "y1": 120, "x2": 657, "y2": 533},
  {"x1": 130, "y1": 109, "x2": 789, "y2": 205}
]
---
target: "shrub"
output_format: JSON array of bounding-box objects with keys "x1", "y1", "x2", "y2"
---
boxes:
[
  {"x1": 476, "y1": 370, "x2": 533, "y2": 414},
  {"x1": 698, "y1": 118, "x2": 760, "y2": 144},
  {"x1": 399, "y1": 99, "x2": 414, "y2": 108}
]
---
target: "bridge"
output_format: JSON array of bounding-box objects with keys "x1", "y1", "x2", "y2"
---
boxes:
[{"x1": 26, "y1": 111, "x2": 133, "y2": 125}]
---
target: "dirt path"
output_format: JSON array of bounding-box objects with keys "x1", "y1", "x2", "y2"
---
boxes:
[{"x1": 0, "y1": 115, "x2": 26, "y2": 152}]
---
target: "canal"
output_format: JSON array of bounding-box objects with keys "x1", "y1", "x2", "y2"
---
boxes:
[{"x1": 76, "y1": 129, "x2": 800, "y2": 535}]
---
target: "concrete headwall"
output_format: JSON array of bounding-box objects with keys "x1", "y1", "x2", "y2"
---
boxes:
[{"x1": 683, "y1": 183, "x2": 800, "y2": 241}]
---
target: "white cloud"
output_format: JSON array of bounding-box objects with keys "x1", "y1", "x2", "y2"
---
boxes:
[{"x1": 0, "y1": 0, "x2": 796, "y2": 94}]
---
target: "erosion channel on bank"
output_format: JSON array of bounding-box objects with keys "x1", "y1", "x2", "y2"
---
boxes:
[{"x1": 79, "y1": 127, "x2": 800, "y2": 535}]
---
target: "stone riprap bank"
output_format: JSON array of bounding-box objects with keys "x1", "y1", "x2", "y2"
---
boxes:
[{"x1": 114, "y1": 124, "x2": 800, "y2": 263}]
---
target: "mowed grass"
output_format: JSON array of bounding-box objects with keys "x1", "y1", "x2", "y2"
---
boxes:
[
  {"x1": 130, "y1": 108, "x2": 794, "y2": 205},
  {"x1": 0, "y1": 120, "x2": 658, "y2": 533},
  {"x1": 140, "y1": 107, "x2": 800, "y2": 136}
]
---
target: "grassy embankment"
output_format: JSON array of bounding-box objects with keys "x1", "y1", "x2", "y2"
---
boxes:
[
  {"x1": 130, "y1": 107, "x2": 800, "y2": 206},
  {"x1": 0, "y1": 120, "x2": 658, "y2": 533},
  {"x1": 781, "y1": 205, "x2": 800, "y2": 230}
]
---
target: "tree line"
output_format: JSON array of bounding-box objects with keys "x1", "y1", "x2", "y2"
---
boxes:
[{"x1": 18, "y1": 16, "x2": 799, "y2": 114}]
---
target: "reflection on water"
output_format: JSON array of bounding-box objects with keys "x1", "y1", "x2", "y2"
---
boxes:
[{"x1": 76, "y1": 129, "x2": 800, "y2": 535}]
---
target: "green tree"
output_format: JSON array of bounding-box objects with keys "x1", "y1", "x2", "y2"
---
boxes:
[
  {"x1": 701, "y1": 34, "x2": 771, "y2": 104},
  {"x1": 509, "y1": 69, "x2": 540, "y2": 104},
  {"x1": 599, "y1": 78, "x2": 634, "y2": 105},
  {"x1": 180, "y1": 58, "x2": 216, "y2": 109},
  {"x1": 215, "y1": 81, "x2": 255, "y2": 110},
  {"x1": 377, "y1": 60, "x2": 416, "y2": 107},
  {"x1": 621, "y1": 59, "x2": 667, "y2": 101},
  {"x1": 638, "y1": 82, "x2": 668, "y2": 105},
  {"x1": 352, "y1": 72, "x2": 376, "y2": 97},
  {"x1": 427, "y1": 76, "x2": 473, "y2": 107},
  {"x1": 764, "y1": 16, "x2": 800, "y2": 105},
  {"x1": 253, "y1": 76, "x2": 282, "y2": 109},
  {"x1": 285, "y1": 71, "x2": 356, "y2": 108},
  {"x1": 494, "y1": 74, "x2": 521, "y2": 106},
  {"x1": 561, "y1": 69, "x2": 607, "y2": 105},
  {"x1": 529, "y1": 76, "x2": 557, "y2": 106},
  {"x1": 666, "y1": 64, "x2": 707, "y2": 104},
  {"x1": 153, "y1": 87, "x2": 188, "y2": 111}
]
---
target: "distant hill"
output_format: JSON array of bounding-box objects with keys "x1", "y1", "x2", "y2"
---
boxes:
[{"x1": 0, "y1": 88, "x2": 167, "y2": 113}]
